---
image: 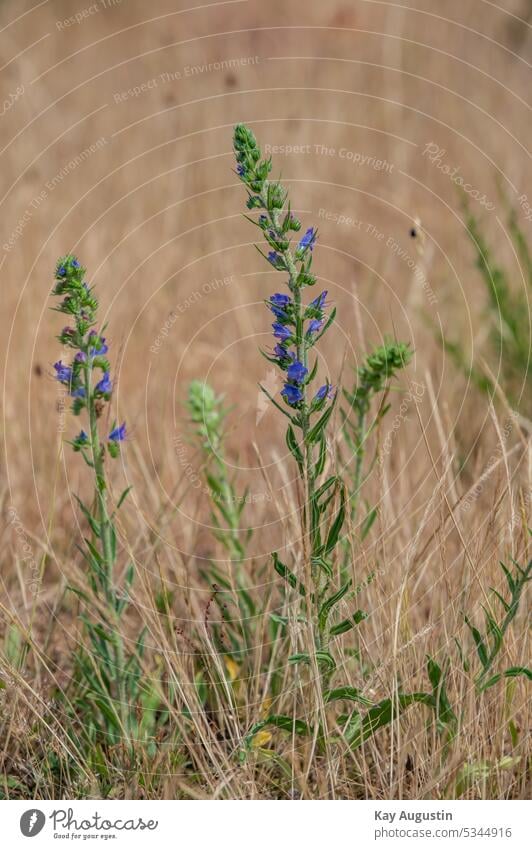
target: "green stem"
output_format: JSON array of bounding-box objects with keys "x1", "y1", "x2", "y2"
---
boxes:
[
  {"x1": 84, "y1": 363, "x2": 114, "y2": 597},
  {"x1": 265, "y1": 191, "x2": 320, "y2": 643}
]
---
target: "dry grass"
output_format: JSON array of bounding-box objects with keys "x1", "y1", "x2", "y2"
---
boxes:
[{"x1": 0, "y1": 0, "x2": 530, "y2": 799}]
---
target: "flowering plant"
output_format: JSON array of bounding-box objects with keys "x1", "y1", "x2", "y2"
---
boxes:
[
  {"x1": 50, "y1": 256, "x2": 148, "y2": 750},
  {"x1": 234, "y1": 124, "x2": 450, "y2": 756}
]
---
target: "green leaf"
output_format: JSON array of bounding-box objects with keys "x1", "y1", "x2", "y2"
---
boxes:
[
  {"x1": 259, "y1": 382, "x2": 294, "y2": 421},
  {"x1": 329, "y1": 610, "x2": 367, "y2": 636},
  {"x1": 480, "y1": 666, "x2": 532, "y2": 691},
  {"x1": 426, "y1": 656, "x2": 457, "y2": 731},
  {"x1": 241, "y1": 714, "x2": 311, "y2": 759},
  {"x1": 313, "y1": 434, "x2": 327, "y2": 478},
  {"x1": 286, "y1": 425, "x2": 304, "y2": 473},
  {"x1": 288, "y1": 652, "x2": 310, "y2": 666},
  {"x1": 349, "y1": 693, "x2": 433, "y2": 749},
  {"x1": 318, "y1": 580, "x2": 351, "y2": 633},
  {"x1": 116, "y1": 485, "x2": 133, "y2": 510},
  {"x1": 313, "y1": 475, "x2": 337, "y2": 505},
  {"x1": 465, "y1": 615, "x2": 489, "y2": 670},
  {"x1": 288, "y1": 651, "x2": 336, "y2": 672},
  {"x1": 324, "y1": 484, "x2": 346, "y2": 555},
  {"x1": 74, "y1": 495, "x2": 100, "y2": 537},
  {"x1": 324, "y1": 686, "x2": 373, "y2": 707},
  {"x1": 306, "y1": 397, "x2": 336, "y2": 445},
  {"x1": 273, "y1": 552, "x2": 307, "y2": 597}
]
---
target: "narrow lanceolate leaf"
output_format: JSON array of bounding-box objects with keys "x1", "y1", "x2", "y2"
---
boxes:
[
  {"x1": 312, "y1": 306, "x2": 337, "y2": 345},
  {"x1": 426, "y1": 657, "x2": 457, "y2": 730},
  {"x1": 318, "y1": 580, "x2": 351, "y2": 632},
  {"x1": 313, "y1": 433, "x2": 327, "y2": 478},
  {"x1": 243, "y1": 715, "x2": 311, "y2": 753},
  {"x1": 480, "y1": 666, "x2": 532, "y2": 692},
  {"x1": 312, "y1": 475, "x2": 337, "y2": 505},
  {"x1": 465, "y1": 615, "x2": 489, "y2": 670},
  {"x1": 258, "y1": 383, "x2": 294, "y2": 421},
  {"x1": 286, "y1": 424, "x2": 304, "y2": 473},
  {"x1": 324, "y1": 686, "x2": 373, "y2": 707},
  {"x1": 306, "y1": 397, "x2": 336, "y2": 445},
  {"x1": 348, "y1": 693, "x2": 433, "y2": 749},
  {"x1": 116, "y1": 485, "x2": 133, "y2": 510},
  {"x1": 324, "y1": 484, "x2": 346, "y2": 555},
  {"x1": 289, "y1": 651, "x2": 336, "y2": 672},
  {"x1": 329, "y1": 609, "x2": 367, "y2": 635},
  {"x1": 272, "y1": 552, "x2": 307, "y2": 597}
]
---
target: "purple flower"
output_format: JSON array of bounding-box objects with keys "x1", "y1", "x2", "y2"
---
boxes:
[
  {"x1": 307, "y1": 319, "x2": 323, "y2": 335},
  {"x1": 109, "y1": 422, "x2": 127, "y2": 442},
  {"x1": 267, "y1": 251, "x2": 283, "y2": 268},
  {"x1": 74, "y1": 351, "x2": 86, "y2": 363},
  {"x1": 71, "y1": 386, "x2": 86, "y2": 398},
  {"x1": 87, "y1": 331, "x2": 108, "y2": 357},
  {"x1": 237, "y1": 163, "x2": 245, "y2": 176},
  {"x1": 274, "y1": 344, "x2": 289, "y2": 359},
  {"x1": 270, "y1": 293, "x2": 290, "y2": 307},
  {"x1": 273, "y1": 322, "x2": 292, "y2": 343},
  {"x1": 281, "y1": 384, "x2": 304, "y2": 406},
  {"x1": 298, "y1": 227, "x2": 316, "y2": 252},
  {"x1": 287, "y1": 360, "x2": 308, "y2": 383},
  {"x1": 309, "y1": 290, "x2": 328, "y2": 311},
  {"x1": 95, "y1": 371, "x2": 112, "y2": 394},
  {"x1": 54, "y1": 360, "x2": 72, "y2": 384},
  {"x1": 314, "y1": 383, "x2": 335, "y2": 402}
]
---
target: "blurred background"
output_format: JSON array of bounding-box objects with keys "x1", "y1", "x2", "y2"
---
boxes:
[{"x1": 1, "y1": 0, "x2": 531, "y2": 591}]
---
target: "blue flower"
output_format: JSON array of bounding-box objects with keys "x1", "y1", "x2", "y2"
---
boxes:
[
  {"x1": 298, "y1": 227, "x2": 316, "y2": 252},
  {"x1": 95, "y1": 371, "x2": 112, "y2": 394},
  {"x1": 267, "y1": 251, "x2": 283, "y2": 268},
  {"x1": 281, "y1": 384, "x2": 304, "y2": 406},
  {"x1": 76, "y1": 430, "x2": 88, "y2": 443},
  {"x1": 71, "y1": 386, "x2": 86, "y2": 398},
  {"x1": 309, "y1": 290, "x2": 328, "y2": 311},
  {"x1": 109, "y1": 422, "x2": 127, "y2": 442},
  {"x1": 87, "y1": 331, "x2": 108, "y2": 356},
  {"x1": 57, "y1": 265, "x2": 67, "y2": 277},
  {"x1": 54, "y1": 360, "x2": 72, "y2": 384},
  {"x1": 307, "y1": 319, "x2": 323, "y2": 335},
  {"x1": 273, "y1": 322, "x2": 292, "y2": 343},
  {"x1": 71, "y1": 259, "x2": 80, "y2": 269},
  {"x1": 287, "y1": 360, "x2": 308, "y2": 383},
  {"x1": 274, "y1": 343, "x2": 289, "y2": 360},
  {"x1": 74, "y1": 351, "x2": 86, "y2": 363},
  {"x1": 237, "y1": 163, "x2": 245, "y2": 176},
  {"x1": 270, "y1": 293, "x2": 290, "y2": 307},
  {"x1": 314, "y1": 383, "x2": 334, "y2": 402},
  {"x1": 269, "y1": 293, "x2": 291, "y2": 320}
]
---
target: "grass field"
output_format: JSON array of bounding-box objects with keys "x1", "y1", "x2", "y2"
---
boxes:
[{"x1": 0, "y1": 0, "x2": 530, "y2": 800}]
